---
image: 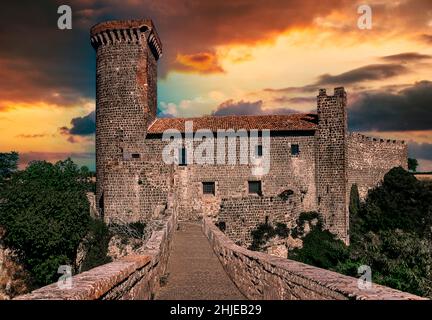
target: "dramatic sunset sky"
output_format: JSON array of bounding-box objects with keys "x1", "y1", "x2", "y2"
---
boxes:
[{"x1": 0, "y1": 0, "x2": 431, "y2": 171}]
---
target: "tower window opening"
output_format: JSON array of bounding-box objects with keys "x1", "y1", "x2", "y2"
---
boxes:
[
  {"x1": 179, "y1": 147, "x2": 187, "y2": 166},
  {"x1": 255, "y1": 145, "x2": 263, "y2": 157},
  {"x1": 202, "y1": 182, "x2": 215, "y2": 195},
  {"x1": 291, "y1": 144, "x2": 300, "y2": 156},
  {"x1": 248, "y1": 181, "x2": 262, "y2": 195}
]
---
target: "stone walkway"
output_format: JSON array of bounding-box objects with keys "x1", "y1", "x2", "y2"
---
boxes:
[{"x1": 156, "y1": 221, "x2": 246, "y2": 300}]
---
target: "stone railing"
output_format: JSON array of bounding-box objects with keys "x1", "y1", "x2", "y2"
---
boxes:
[
  {"x1": 15, "y1": 208, "x2": 177, "y2": 300},
  {"x1": 202, "y1": 217, "x2": 426, "y2": 300}
]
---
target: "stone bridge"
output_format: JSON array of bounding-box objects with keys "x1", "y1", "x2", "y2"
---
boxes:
[{"x1": 15, "y1": 211, "x2": 425, "y2": 300}]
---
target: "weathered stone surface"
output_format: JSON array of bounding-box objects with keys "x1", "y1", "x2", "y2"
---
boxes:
[
  {"x1": 156, "y1": 222, "x2": 245, "y2": 300},
  {"x1": 202, "y1": 217, "x2": 426, "y2": 300},
  {"x1": 348, "y1": 133, "x2": 408, "y2": 200},
  {"x1": 0, "y1": 228, "x2": 30, "y2": 300}
]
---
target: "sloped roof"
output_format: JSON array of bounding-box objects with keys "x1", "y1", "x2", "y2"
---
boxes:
[{"x1": 147, "y1": 114, "x2": 318, "y2": 134}]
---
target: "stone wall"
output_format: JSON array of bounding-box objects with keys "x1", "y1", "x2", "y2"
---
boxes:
[
  {"x1": 315, "y1": 87, "x2": 349, "y2": 243},
  {"x1": 143, "y1": 133, "x2": 317, "y2": 223},
  {"x1": 217, "y1": 194, "x2": 298, "y2": 246},
  {"x1": 202, "y1": 217, "x2": 425, "y2": 300},
  {"x1": 14, "y1": 206, "x2": 177, "y2": 300},
  {"x1": 347, "y1": 133, "x2": 408, "y2": 200}
]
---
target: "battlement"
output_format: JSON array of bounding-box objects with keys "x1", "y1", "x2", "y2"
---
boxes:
[
  {"x1": 349, "y1": 132, "x2": 406, "y2": 145},
  {"x1": 318, "y1": 87, "x2": 346, "y2": 97},
  {"x1": 90, "y1": 19, "x2": 162, "y2": 60}
]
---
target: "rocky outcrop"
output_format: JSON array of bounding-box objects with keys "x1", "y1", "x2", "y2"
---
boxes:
[{"x1": 0, "y1": 228, "x2": 30, "y2": 299}]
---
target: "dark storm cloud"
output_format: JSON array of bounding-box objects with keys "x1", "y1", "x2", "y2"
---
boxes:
[
  {"x1": 16, "y1": 133, "x2": 50, "y2": 138},
  {"x1": 263, "y1": 85, "x2": 317, "y2": 94},
  {"x1": 62, "y1": 0, "x2": 347, "y2": 76},
  {"x1": 69, "y1": 111, "x2": 95, "y2": 135},
  {"x1": 211, "y1": 99, "x2": 298, "y2": 116},
  {"x1": 317, "y1": 64, "x2": 408, "y2": 86},
  {"x1": 272, "y1": 96, "x2": 316, "y2": 105},
  {"x1": 1, "y1": 0, "x2": 430, "y2": 107},
  {"x1": 381, "y1": 52, "x2": 432, "y2": 62},
  {"x1": 419, "y1": 34, "x2": 432, "y2": 44},
  {"x1": 349, "y1": 81, "x2": 432, "y2": 131},
  {"x1": 59, "y1": 110, "x2": 95, "y2": 143},
  {"x1": 264, "y1": 63, "x2": 410, "y2": 95},
  {"x1": 0, "y1": 0, "x2": 95, "y2": 106},
  {"x1": 0, "y1": 0, "x2": 347, "y2": 105}
]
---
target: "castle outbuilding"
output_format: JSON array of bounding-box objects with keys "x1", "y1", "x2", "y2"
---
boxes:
[{"x1": 91, "y1": 19, "x2": 407, "y2": 244}]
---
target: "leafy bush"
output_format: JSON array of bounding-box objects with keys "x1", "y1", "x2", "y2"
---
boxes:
[
  {"x1": 0, "y1": 151, "x2": 18, "y2": 181},
  {"x1": 290, "y1": 167, "x2": 432, "y2": 298},
  {"x1": 290, "y1": 211, "x2": 321, "y2": 238},
  {"x1": 80, "y1": 218, "x2": 112, "y2": 272},
  {"x1": 289, "y1": 213, "x2": 349, "y2": 270},
  {"x1": 349, "y1": 184, "x2": 360, "y2": 216},
  {"x1": 357, "y1": 167, "x2": 432, "y2": 237},
  {"x1": 408, "y1": 158, "x2": 418, "y2": 172},
  {"x1": 0, "y1": 159, "x2": 90, "y2": 286},
  {"x1": 249, "y1": 221, "x2": 288, "y2": 251}
]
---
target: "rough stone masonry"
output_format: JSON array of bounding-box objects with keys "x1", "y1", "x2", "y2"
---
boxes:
[{"x1": 91, "y1": 19, "x2": 407, "y2": 245}]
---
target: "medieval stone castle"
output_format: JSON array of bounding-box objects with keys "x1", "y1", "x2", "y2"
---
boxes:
[{"x1": 90, "y1": 19, "x2": 407, "y2": 245}]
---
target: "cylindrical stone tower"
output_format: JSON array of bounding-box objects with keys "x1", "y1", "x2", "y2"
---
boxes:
[{"x1": 90, "y1": 20, "x2": 162, "y2": 219}]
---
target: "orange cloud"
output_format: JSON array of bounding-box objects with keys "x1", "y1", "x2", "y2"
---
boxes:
[{"x1": 175, "y1": 52, "x2": 224, "y2": 74}]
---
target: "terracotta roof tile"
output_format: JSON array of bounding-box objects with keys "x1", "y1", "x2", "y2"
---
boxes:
[{"x1": 147, "y1": 114, "x2": 318, "y2": 134}]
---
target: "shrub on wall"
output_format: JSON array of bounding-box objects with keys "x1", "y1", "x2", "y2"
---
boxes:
[
  {"x1": 80, "y1": 218, "x2": 112, "y2": 272},
  {"x1": 289, "y1": 212, "x2": 349, "y2": 270},
  {"x1": 249, "y1": 222, "x2": 289, "y2": 251}
]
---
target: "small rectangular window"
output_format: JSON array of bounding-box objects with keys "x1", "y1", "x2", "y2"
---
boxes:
[
  {"x1": 255, "y1": 145, "x2": 263, "y2": 157},
  {"x1": 131, "y1": 153, "x2": 140, "y2": 159},
  {"x1": 248, "y1": 181, "x2": 262, "y2": 195},
  {"x1": 291, "y1": 144, "x2": 299, "y2": 156},
  {"x1": 179, "y1": 147, "x2": 187, "y2": 166},
  {"x1": 202, "y1": 182, "x2": 215, "y2": 195}
]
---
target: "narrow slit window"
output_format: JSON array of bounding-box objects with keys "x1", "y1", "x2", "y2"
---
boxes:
[
  {"x1": 255, "y1": 145, "x2": 263, "y2": 157},
  {"x1": 131, "y1": 153, "x2": 140, "y2": 159},
  {"x1": 291, "y1": 144, "x2": 300, "y2": 156},
  {"x1": 179, "y1": 147, "x2": 187, "y2": 166}
]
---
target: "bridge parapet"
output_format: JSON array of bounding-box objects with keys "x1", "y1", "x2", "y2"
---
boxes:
[
  {"x1": 15, "y1": 208, "x2": 177, "y2": 300},
  {"x1": 202, "y1": 217, "x2": 426, "y2": 300}
]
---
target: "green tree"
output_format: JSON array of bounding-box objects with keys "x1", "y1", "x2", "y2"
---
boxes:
[
  {"x1": 80, "y1": 218, "x2": 112, "y2": 272},
  {"x1": 358, "y1": 166, "x2": 432, "y2": 237},
  {"x1": 290, "y1": 167, "x2": 432, "y2": 298},
  {"x1": 350, "y1": 229, "x2": 432, "y2": 296},
  {"x1": 408, "y1": 158, "x2": 418, "y2": 172},
  {"x1": 0, "y1": 152, "x2": 18, "y2": 185},
  {"x1": 289, "y1": 212, "x2": 349, "y2": 270},
  {"x1": 0, "y1": 159, "x2": 90, "y2": 286},
  {"x1": 249, "y1": 222, "x2": 289, "y2": 251},
  {"x1": 349, "y1": 184, "x2": 360, "y2": 216}
]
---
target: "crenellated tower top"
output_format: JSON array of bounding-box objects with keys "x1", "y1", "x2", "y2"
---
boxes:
[{"x1": 90, "y1": 19, "x2": 162, "y2": 60}]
